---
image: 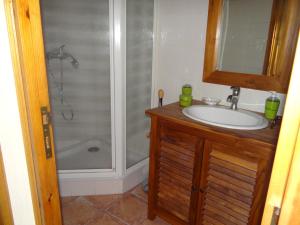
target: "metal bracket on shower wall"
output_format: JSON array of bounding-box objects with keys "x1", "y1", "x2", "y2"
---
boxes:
[{"x1": 41, "y1": 106, "x2": 52, "y2": 159}]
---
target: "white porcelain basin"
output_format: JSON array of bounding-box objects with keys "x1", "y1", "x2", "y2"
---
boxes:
[{"x1": 182, "y1": 105, "x2": 268, "y2": 130}]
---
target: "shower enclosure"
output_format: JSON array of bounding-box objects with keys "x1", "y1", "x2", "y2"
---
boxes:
[{"x1": 40, "y1": 0, "x2": 155, "y2": 195}]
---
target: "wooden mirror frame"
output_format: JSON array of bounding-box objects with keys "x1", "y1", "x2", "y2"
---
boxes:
[{"x1": 203, "y1": 0, "x2": 300, "y2": 93}]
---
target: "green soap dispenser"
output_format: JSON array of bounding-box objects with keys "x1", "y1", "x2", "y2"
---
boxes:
[
  {"x1": 264, "y1": 92, "x2": 280, "y2": 120},
  {"x1": 179, "y1": 84, "x2": 192, "y2": 107}
]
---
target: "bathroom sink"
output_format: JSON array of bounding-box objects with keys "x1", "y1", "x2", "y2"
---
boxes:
[{"x1": 182, "y1": 105, "x2": 268, "y2": 130}]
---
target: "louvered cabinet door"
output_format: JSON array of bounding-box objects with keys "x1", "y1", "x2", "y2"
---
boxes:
[
  {"x1": 197, "y1": 141, "x2": 274, "y2": 225},
  {"x1": 150, "y1": 120, "x2": 204, "y2": 225}
]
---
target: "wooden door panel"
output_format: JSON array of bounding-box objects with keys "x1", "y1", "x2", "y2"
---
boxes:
[
  {"x1": 198, "y1": 141, "x2": 273, "y2": 225},
  {"x1": 209, "y1": 157, "x2": 257, "y2": 178},
  {"x1": 159, "y1": 166, "x2": 193, "y2": 185},
  {"x1": 4, "y1": 0, "x2": 63, "y2": 224},
  {"x1": 150, "y1": 120, "x2": 204, "y2": 225},
  {"x1": 0, "y1": 150, "x2": 13, "y2": 225}
]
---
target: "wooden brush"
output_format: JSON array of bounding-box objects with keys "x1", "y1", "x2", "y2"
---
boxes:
[{"x1": 158, "y1": 89, "x2": 164, "y2": 107}]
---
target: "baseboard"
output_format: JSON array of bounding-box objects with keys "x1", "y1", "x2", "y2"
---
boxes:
[{"x1": 59, "y1": 159, "x2": 149, "y2": 196}]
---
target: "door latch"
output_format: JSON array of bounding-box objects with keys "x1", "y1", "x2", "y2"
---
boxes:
[
  {"x1": 271, "y1": 206, "x2": 281, "y2": 225},
  {"x1": 41, "y1": 107, "x2": 52, "y2": 159}
]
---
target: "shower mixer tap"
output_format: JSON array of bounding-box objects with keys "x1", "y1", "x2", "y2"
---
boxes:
[
  {"x1": 46, "y1": 44, "x2": 79, "y2": 68},
  {"x1": 57, "y1": 44, "x2": 66, "y2": 58},
  {"x1": 46, "y1": 44, "x2": 78, "y2": 121}
]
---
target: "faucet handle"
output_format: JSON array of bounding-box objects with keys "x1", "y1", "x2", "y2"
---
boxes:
[
  {"x1": 230, "y1": 86, "x2": 240, "y2": 96},
  {"x1": 227, "y1": 95, "x2": 233, "y2": 102}
]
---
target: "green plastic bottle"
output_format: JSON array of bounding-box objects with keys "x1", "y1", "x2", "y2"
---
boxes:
[
  {"x1": 264, "y1": 92, "x2": 280, "y2": 120},
  {"x1": 179, "y1": 84, "x2": 193, "y2": 107}
]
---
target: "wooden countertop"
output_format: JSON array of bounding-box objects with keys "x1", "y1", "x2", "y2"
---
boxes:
[{"x1": 145, "y1": 100, "x2": 280, "y2": 146}]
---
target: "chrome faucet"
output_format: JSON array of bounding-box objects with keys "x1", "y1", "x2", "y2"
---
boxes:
[{"x1": 227, "y1": 87, "x2": 240, "y2": 110}]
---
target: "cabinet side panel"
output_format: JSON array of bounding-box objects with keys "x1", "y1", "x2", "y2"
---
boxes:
[{"x1": 148, "y1": 116, "x2": 159, "y2": 220}]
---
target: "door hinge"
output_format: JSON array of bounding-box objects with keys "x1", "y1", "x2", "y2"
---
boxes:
[{"x1": 41, "y1": 106, "x2": 52, "y2": 159}]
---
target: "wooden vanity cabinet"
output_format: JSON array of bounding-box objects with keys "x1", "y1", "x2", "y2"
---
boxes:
[{"x1": 146, "y1": 102, "x2": 278, "y2": 225}]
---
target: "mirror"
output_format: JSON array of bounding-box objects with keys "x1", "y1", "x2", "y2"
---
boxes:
[
  {"x1": 203, "y1": 0, "x2": 300, "y2": 93},
  {"x1": 217, "y1": 0, "x2": 274, "y2": 75}
]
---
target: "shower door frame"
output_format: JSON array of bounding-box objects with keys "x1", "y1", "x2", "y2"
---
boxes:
[
  {"x1": 58, "y1": 0, "x2": 121, "y2": 178},
  {"x1": 124, "y1": 0, "x2": 158, "y2": 175},
  {"x1": 116, "y1": 0, "x2": 158, "y2": 177},
  {"x1": 58, "y1": 0, "x2": 157, "y2": 184}
]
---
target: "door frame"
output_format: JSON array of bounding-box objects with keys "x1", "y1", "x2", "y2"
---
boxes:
[{"x1": 4, "y1": 0, "x2": 62, "y2": 224}]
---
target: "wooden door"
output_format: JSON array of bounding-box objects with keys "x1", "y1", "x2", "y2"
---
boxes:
[
  {"x1": 197, "y1": 141, "x2": 274, "y2": 225},
  {"x1": 261, "y1": 30, "x2": 300, "y2": 225},
  {"x1": 4, "y1": 0, "x2": 62, "y2": 224},
  {"x1": 277, "y1": 126, "x2": 300, "y2": 225},
  {"x1": 0, "y1": 149, "x2": 14, "y2": 225},
  {"x1": 148, "y1": 119, "x2": 204, "y2": 225}
]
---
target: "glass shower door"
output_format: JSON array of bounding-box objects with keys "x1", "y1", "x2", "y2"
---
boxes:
[
  {"x1": 41, "y1": 0, "x2": 113, "y2": 170},
  {"x1": 126, "y1": 0, "x2": 154, "y2": 168}
]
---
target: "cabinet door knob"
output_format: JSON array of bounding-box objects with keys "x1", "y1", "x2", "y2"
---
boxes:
[
  {"x1": 191, "y1": 186, "x2": 204, "y2": 193},
  {"x1": 191, "y1": 186, "x2": 198, "y2": 192}
]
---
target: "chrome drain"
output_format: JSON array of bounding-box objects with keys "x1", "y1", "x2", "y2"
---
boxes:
[{"x1": 88, "y1": 146, "x2": 100, "y2": 152}]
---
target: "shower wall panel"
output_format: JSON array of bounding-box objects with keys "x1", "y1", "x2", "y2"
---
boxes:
[
  {"x1": 41, "y1": 0, "x2": 111, "y2": 155},
  {"x1": 126, "y1": 0, "x2": 154, "y2": 168}
]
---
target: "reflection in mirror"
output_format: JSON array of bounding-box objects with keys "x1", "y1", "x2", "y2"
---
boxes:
[
  {"x1": 203, "y1": 0, "x2": 299, "y2": 93},
  {"x1": 216, "y1": 0, "x2": 274, "y2": 75}
]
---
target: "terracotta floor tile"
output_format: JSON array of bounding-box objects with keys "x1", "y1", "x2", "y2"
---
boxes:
[
  {"x1": 142, "y1": 217, "x2": 171, "y2": 225},
  {"x1": 61, "y1": 185, "x2": 171, "y2": 225},
  {"x1": 131, "y1": 184, "x2": 148, "y2": 202},
  {"x1": 61, "y1": 196, "x2": 77, "y2": 206},
  {"x1": 84, "y1": 194, "x2": 121, "y2": 210},
  {"x1": 86, "y1": 212, "x2": 123, "y2": 225},
  {"x1": 107, "y1": 194, "x2": 147, "y2": 225},
  {"x1": 61, "y1": 197, "x2": 100, "y2": 225}
]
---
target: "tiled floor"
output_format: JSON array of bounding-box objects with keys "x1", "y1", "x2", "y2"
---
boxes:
[{"x1": 61, "y1": 185, "x2": 170, "y2": 225}]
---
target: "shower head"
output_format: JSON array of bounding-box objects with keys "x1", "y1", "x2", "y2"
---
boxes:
[{"x1": 46, "y1": 45, "x2": 79, "y2": 69}]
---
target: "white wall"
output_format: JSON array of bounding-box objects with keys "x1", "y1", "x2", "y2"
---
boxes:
[
  {"x1": 0, "y1": 1, "x2": 36, "y2": 224},
  {"x1": 154, "y1": 0, "x2": 286, "y2": 115}
]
